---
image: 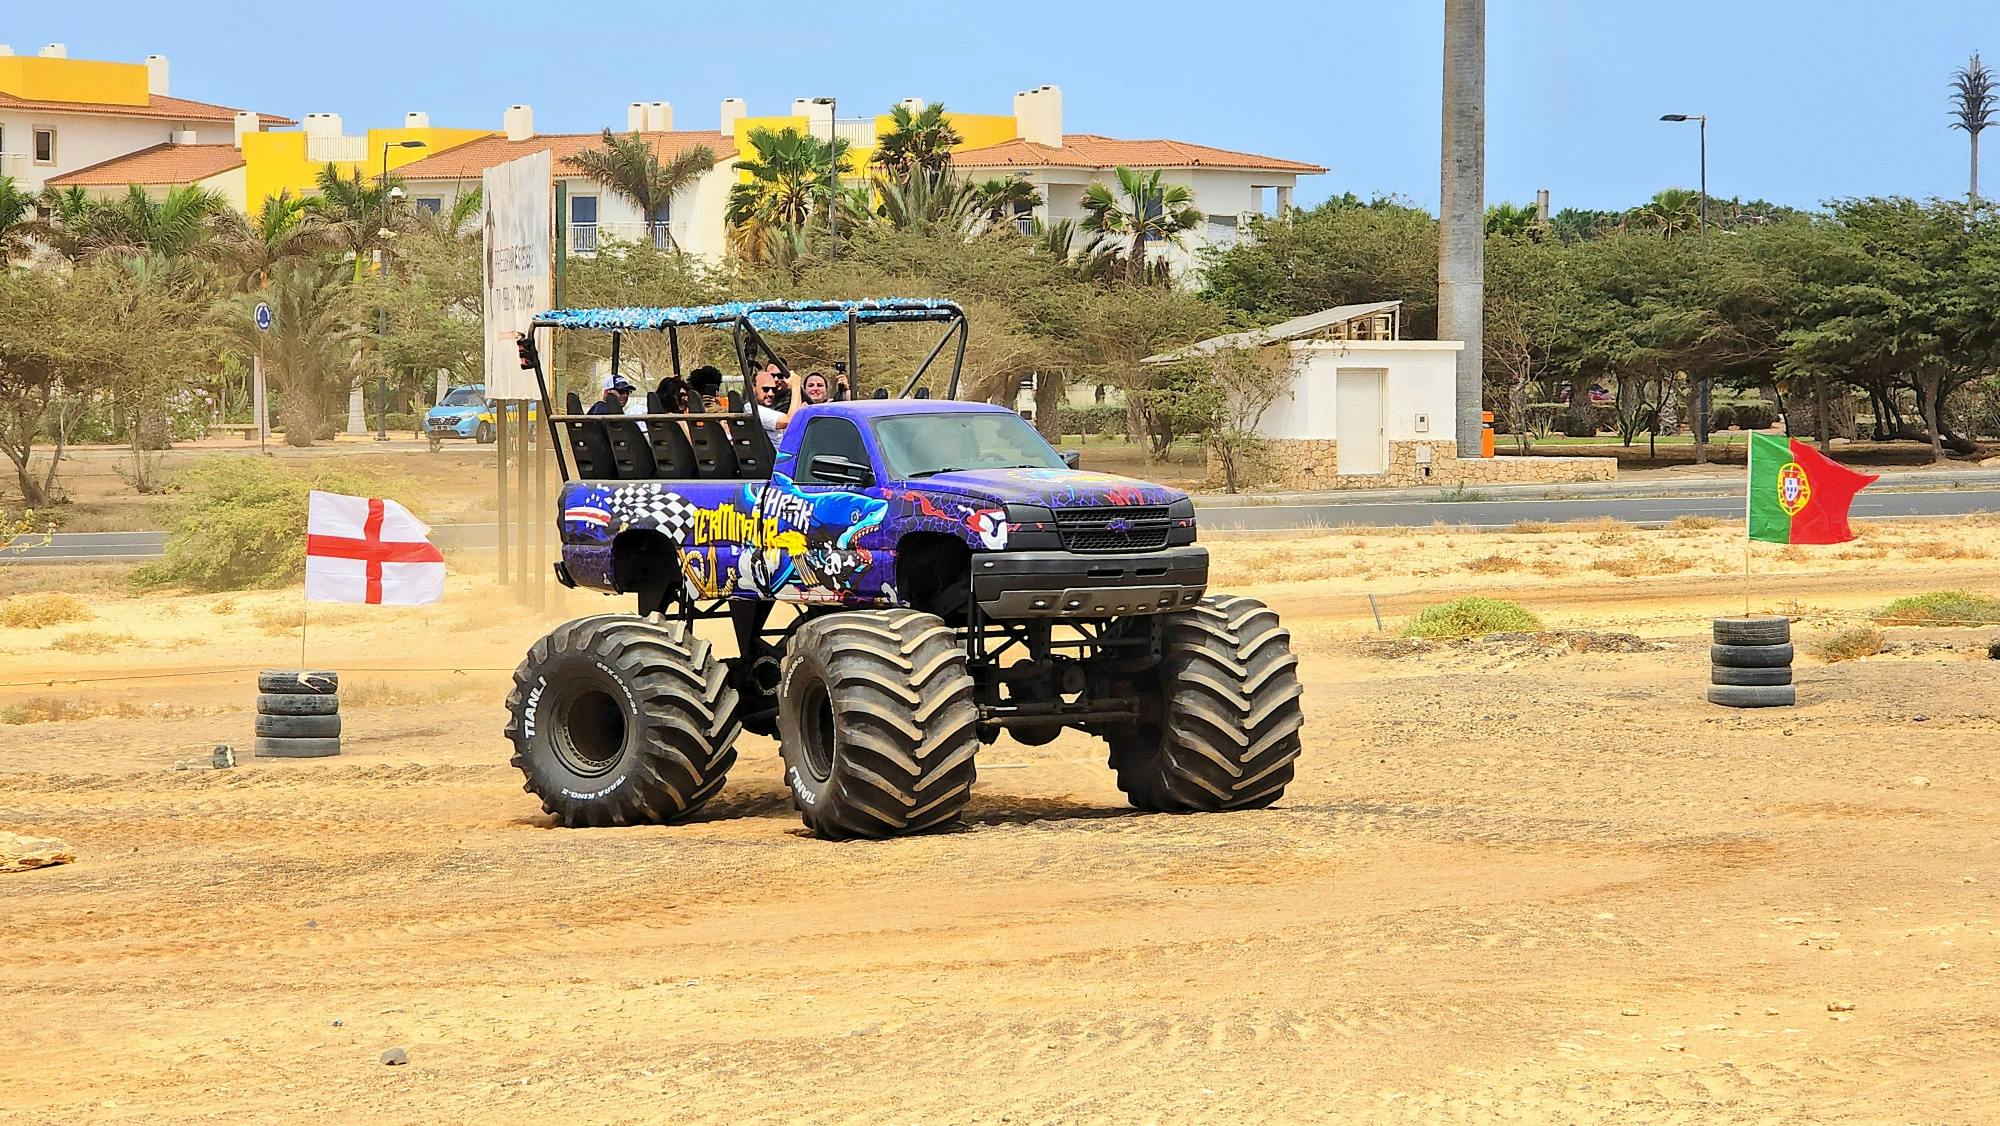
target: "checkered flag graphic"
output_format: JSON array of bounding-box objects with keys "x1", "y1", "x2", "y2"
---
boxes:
[{"x1": 608, "y1": 486, "x2": 700, "y2": 540}]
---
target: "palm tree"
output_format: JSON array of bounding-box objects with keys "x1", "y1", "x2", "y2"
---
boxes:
[
  {"x1": 1951, "y1": 53, "x2": 1996, "y2": 212},
  {"x1": 873, "y1": 102, "x2": 961, "y2": 185},
  {"x1": 411, "y1": 185, "x2": 483, "y2": 241},
  {"x1": 972, "y1": 177, "x2": 1042, "y2": 229},
  {"x1": 217, "y1": 259, "x2": 363, "y2": 446},
  {"x1": 1079, "y1": 166, "x2": 1203, "y2": 283},
  {"x1": 309, "y1": 164, "x2": 406, "y2": 279},
  {"x1": 217, "y1": 190, "x2": 337, "y2": 290},
  {"x1": 28, "y1": 186, "x2": 98, "y2": 261},
  {"x1": 1622, "y1": 188, "x2": 1704, "y2": 238},
  {"x1": 726, "y1": 126, "x2": 850, "y2": 263},
  {"x1": 0, "y1": 176, "x2": 36, "y2": 265},
  {"x1": 1483, "y1": 200, "x2": 1540, "y2": 238},
  {"x1": 85, "y1": 184, "x2": 232, "y2": 263},
  {"x1": 872, "y1": 173, "x2": 980, "y2": 236},
  {"x1": 569, "y1": 130, "x2": 715, "y2": 252},
  {"x1": 1440, "y1": 0, "x2": 1486, "y2": 455}
]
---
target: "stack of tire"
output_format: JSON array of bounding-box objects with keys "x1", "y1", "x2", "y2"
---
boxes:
[
  {"x1": 1708, "y1": 618, "x2": 1794, "y2": 708},
  {"x1": 255, "y1": 669, "x2": 342, "y2": 758}
]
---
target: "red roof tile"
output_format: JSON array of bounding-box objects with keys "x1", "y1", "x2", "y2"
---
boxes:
[
  {"x1": 0, "y1": 91, "x2": 292, "y2": 127},
  {"x1": 45, "y1": 142, "x2": 245, "y2": 187},
  {"x1": 395, "y1": 131, "x2": 737, "y2": 180},
  {"x1": 954, "y1": 133, "x2": 1324, "y2": 174}
]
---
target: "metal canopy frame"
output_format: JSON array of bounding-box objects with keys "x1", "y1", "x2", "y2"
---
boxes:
[{"x1": 524, "y1": 300, "x2": 970, "y2": 482}]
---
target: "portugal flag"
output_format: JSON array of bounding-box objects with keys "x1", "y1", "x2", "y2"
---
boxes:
[{"x1": 1747, "y1": 433, "x2": 1878, "y2": 545}]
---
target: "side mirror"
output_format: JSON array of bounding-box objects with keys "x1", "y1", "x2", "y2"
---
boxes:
[
  {"x1": 1060, "y1": 449, "x2": 1081, "y2": 470},
  {"x1": 810, "y1": 455, "x2": 874, "y2": 487}
]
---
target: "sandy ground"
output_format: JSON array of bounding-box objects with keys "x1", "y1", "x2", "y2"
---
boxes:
[{"x1": 2, "y1": 519, "x2": 1999, "y2": 1122}]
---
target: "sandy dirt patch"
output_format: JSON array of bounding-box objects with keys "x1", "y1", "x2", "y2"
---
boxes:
[{"x1": 1, "y1": 520, "x2": 1997, "y2": 1122}]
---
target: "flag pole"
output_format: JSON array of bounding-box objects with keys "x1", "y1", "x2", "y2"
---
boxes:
[
  {"x1": 299, "y1": 578, "x2": 310, "y2": 672},
  {"x1": 1743, "y1": 434, "x2": 1754, "y2": 617}
]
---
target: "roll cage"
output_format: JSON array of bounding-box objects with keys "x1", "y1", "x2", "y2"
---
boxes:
[{"x1": 520, "y1": 298, "x2": 970, "y2": 483}]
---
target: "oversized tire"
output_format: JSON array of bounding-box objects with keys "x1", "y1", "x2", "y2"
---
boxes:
[
  {"x1": 1713, "y1": 617, "x2": 1791, "y2": 646},
  {"x1": 256, "y1": 692, "x2": 340, "y2": 716},
  {"x1": 476, "y1": 422, "x2": 495, "y2": 444},
  {"x1": 1108, "y1": 594, "x2": 1305, "y2": 812},
  {"x1": 505, "y1": 616, "x2": 740, "y2": 828},
  {"x1": 256, "y1": 712, "x2": 342, "y2": 738},
  {"x1": 1707, "y1": 683, "x2": 1797, "y2": 708},
  {"x1": 1710, "y1": 642, "x2": 1795, "y2": 668},
  {"x1": 776, "y1": 609, "x2": 979, "y2": 840},
  {"x1": 1711, "y1": 665, "x2": 1793, "y2": 687},
  {"x1": 258, "y1": 669, "x2": 339, "y2": 695},
  {"x1": 254, "y1": 736, "x2": 341, "y2": 758}
]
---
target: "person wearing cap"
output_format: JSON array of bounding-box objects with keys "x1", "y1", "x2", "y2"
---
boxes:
[{"x1": 589, "y1": 374, "x2": 636, "y2": 416}]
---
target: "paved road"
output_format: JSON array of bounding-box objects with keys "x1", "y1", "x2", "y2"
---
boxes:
[{"x1": 12, "y1": 488, "x2": 2000, "y2": 562}]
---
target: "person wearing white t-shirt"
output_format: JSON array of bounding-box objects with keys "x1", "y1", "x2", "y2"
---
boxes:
[{"x1": 751, "y1": 363, "x2": 790, "y2": 443}]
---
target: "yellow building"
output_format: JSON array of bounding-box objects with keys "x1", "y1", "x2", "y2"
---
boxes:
[
  {"x1": 1, "y1": 43, "x2": 291, "y2": 197},
  {"x1": 239, "y1": 113, "x2": 490, "y2": 208}
]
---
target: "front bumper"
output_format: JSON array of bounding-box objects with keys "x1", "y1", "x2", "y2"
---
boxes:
[
  {"x1": 970, "y1": 546, "x2": 1208, "y2": 619},
  {"x1": 426, "y1": 415, "x2": 478, "y2": 437}
]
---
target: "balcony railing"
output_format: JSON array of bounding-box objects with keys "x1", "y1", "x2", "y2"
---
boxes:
[
  {"x1": 567, "y1": 221, "x2": 681, "y2": 253},
  {"x1": 305, "y1": 135, "x2": 367, "y2": 164}
]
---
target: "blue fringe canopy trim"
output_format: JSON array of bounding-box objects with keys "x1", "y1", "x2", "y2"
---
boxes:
[{"x1": 532, "y1": 298, "x2": 959, "y2": 334}]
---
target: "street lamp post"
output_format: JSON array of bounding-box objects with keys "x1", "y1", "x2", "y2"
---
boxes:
[
  {"x1": 375, "y1": 140, "x2": 427, "y2": 442},
  {"x1": 1658, "y1": 113, "x2": 1707, "y2": 235},
  {"x1": 1660, "y1": 113, "x2": 1712, "y2": 458},
  {"x1": 809, "y1": 96, "x2": 838, "y2": 243}
]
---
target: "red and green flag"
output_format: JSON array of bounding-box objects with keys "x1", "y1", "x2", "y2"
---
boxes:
[{"x1": 1747, "y1": 433, "x2": 1878, "y2": 544}]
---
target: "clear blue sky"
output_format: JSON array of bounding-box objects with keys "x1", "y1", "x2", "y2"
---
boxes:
[{"x1": 14, "y1": 0, "x2": 1997, "y2": 213}]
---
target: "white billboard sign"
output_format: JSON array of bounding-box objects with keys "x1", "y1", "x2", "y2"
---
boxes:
[{"x1": 482, "y1": 149, "x2": 553, "y2": 401}]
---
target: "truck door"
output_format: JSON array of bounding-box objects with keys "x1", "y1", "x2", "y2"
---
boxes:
[{"x1": 760, "y1": 415, "x2": 890, "y2": 604}]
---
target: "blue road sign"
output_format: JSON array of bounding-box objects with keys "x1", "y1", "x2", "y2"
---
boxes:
[{"x1": 254, "y1": 302, "x2": 273, "y2": 332}]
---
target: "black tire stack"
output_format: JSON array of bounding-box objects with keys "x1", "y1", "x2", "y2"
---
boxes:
[
  {"x1": 1708, "y1": 618, "x2": 1795, "y2": 708},
  {"x1": 255, "y1": 669, "x2": 342, "y2": 757}
]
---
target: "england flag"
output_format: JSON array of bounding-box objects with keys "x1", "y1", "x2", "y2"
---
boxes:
[{"x1": 305, "y1": 491, "x2": 446, "y2": 605}]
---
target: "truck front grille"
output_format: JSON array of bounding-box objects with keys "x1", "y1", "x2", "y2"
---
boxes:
[{"x1": 1054, "y1": 506, "x2": 1171, "y2": 553}]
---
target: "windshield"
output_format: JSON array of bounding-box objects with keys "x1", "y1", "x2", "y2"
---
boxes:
[
  {"x1": 440, "y1": 388, "x2": 484, "y2": 408},
  {"x1": 873, "y1": 411, "x2": 1065, "y2": 479}
]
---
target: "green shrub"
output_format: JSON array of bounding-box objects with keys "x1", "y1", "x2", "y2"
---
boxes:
[
  {"x1": 1401, "y1": 597, "x2": 1544, "y2": 639},
  {"x1": 1557, "y1": 409, "x2": 1598, "y2": 438},
  {"x1": 1055, "y1": 404, "x2": 1129, "y2": 439},
  {"x1": 1874, "y1": 591, "x2": 2000, "y2": 626},
  {"x1": 133, "y1": 458, "x2": 419, "y2": 592},
  {"x1": 1708, "y1": 405, "x2": 1738, "y2": 431},
  {"x1": 1734, "y1": 404, "x2": 1775, "y2": 430}
]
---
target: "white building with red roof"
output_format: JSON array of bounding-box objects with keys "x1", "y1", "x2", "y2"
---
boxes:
[{"x1": 0, "y1": 43, "x2": 291, "y2": 197}]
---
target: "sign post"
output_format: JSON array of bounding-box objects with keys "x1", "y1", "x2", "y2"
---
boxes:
[
  {"x1": 253, "y1": 301, "x2": 272, "y2": 455},
  {"x1": 481, "y1": 150, "x2": 554, "y2": 594}
]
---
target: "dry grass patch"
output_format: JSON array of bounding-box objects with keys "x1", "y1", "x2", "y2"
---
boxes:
[
  {"x1": 1812, "y1": 626, "x2": 1885, "y2": 663},
  {"x1": 47, "y1": 630, "x2": 136, "y2": 654},
  {"x1": 1530, "y1": 559, "x2": 1572, "y2": 576},
  {"x1": 1670, "y1": 514, "x2": 1723, "y2": 531},
  {"x1": 1509, "y1": 520, "x2": 1562, "y2": 534},
  {"x1": 1900, "y1": 539, "x2": 1989, "y2": 560},
  {"x1": 1463, "y1": 553, "x2": 1525, "y2": 574},
  {"x1": 0, "y1": 592, "x2": 94, "y2": 630},
  {"x1": 1591, "y1": 546, "x2": 1695, "y2": 578}
]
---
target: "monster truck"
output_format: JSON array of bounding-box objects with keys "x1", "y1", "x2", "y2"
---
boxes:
[{"x1": 505, "y1": 299, "x2": 1303, "y2": 839}]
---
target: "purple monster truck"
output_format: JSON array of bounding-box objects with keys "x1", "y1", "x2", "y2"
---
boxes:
[{"x1": 504, "y1": 300, "x2": 1304, "y2": 839}]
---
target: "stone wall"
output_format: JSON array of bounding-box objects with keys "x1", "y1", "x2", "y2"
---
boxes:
[{"x1": 1233, "y1": 439, "x2": 1617, "y2": 491}]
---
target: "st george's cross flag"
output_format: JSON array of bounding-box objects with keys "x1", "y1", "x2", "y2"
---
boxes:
[
  {"x1": 1746, "y1": 433, "x2": 1878, "y2": 545},
  {"x1": 305, "y1": 491, "x2": 445, "y2": 605}
]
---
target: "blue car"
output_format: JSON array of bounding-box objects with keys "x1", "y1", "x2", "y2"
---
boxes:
[{"x1": 424, "y1": 384, "x2": 496, "y2": 450}]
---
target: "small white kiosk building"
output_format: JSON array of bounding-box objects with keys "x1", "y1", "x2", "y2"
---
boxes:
[{"x1": 1145, "y1": 302, "x2": 1615, "y2": 490}]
